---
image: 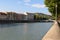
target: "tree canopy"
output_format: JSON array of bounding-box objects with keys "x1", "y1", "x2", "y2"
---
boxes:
[{"x1": 44, "y1": 0, "x2": 60, "y2": 19}]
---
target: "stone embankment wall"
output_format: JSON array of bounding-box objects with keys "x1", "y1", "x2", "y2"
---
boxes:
[{"x1": 42, "y1": 21, "x2": 60, "y2": 40}]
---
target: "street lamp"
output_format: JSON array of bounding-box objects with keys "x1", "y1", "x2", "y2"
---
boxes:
[{"x1": 56, "y1": 4, "x2": 57, "y2": 21}]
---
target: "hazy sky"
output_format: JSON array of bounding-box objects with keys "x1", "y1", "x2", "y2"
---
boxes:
[{"x1": 0, "y1": 0, "x2": 51, "y2": 15}]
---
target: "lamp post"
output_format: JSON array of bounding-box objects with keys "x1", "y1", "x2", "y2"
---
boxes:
[{"x1": 56, "y1": 4, "x2": 57, "y2": 21}]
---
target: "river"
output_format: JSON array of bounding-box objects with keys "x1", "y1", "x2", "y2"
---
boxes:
[{"x1": 0, "y1": 22, "x2": 53, "y2": 40}]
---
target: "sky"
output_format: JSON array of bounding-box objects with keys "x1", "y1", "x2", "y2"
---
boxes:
[{"x1": 0, "y1": 0, "x2": 51, "y2": 15}]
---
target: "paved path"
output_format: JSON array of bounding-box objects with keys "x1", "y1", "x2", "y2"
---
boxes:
[{"x1": 42, "y1": 21, "x2": 60, "y2": 40}]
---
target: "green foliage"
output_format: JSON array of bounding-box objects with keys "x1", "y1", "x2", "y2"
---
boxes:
[
  {"x1": 34, "y1": 14, "x2": 49, "y2": 20},
  {"x1": 34, "y1": 14, "x2": 40, "y2": 20},
  {"x1": 44, "y1": 0, "x2": 60, "y2": 18}
]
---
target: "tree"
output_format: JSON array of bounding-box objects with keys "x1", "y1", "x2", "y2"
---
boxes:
[
  {"x1": 44, "y1": 0, "x2": 60, "y2": 19},
  {"x1": 34, "y1": 14, "x2": 39, "y2": 20}
]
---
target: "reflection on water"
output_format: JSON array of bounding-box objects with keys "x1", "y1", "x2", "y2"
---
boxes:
[
  {"x1": 24, "y1": 23, "x2": 28, "y2": 34},
  {"x1": 0, "y1": 22, "x2": 53, "y2": 40}
]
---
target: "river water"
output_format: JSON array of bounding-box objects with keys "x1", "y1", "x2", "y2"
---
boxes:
[{"x1": 0, "y1": 22, "x2": 53, "y2": 40}]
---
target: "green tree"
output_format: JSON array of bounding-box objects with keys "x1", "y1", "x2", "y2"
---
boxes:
[{"x1": 44, "y1": 0, "x2": 60, "y2": 19}]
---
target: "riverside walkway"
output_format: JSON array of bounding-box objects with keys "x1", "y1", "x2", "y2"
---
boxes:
[{"x1": 42, "y1": 21, "x2": 60, "y2": 40}]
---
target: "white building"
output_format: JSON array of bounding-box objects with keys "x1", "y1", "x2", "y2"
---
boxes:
[{"x1": 26, "y1": 12, "x2": 35, "y2": 20}]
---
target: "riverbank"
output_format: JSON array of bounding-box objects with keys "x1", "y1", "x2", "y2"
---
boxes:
[
  {"x1": 0, "y1": 20, "x2": 53, "y2": 23},
  {"x1": 42, "y1": 21, "x2": 60, "y2": 40}
]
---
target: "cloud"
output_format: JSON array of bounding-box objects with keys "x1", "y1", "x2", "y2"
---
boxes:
[
  {"x1": 25, "y1": 3, "x2": 46, "y2": 8},
  {"x1": 24, "y1": 0, "x2": 31, "y2": 2},
  {"x1": 31, "y1": 4, "x2": 46, "y2": 8}
]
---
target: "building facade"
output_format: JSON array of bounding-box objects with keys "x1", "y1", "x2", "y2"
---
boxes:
[
  {"x1": 0, "y1": 12, "x2": 7, "y2": 20},
  {"x1": 16, "y1": 14, "x2": 26, "y2": 20},
  {"x1": 7, "y1": 12, "x2": 16, "y2": 20},
  {"x1": 26, "y1": 12, "x2": 35, "y2": 20}
]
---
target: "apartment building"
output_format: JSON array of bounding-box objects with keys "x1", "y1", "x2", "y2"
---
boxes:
[
  {"x1": 26, "y1": 12, "x2": 35, "y2": 20},
  {"x1": 16, "y1": 13, "x2": 27, "y2": 20},
  {"x1": 7, "y1": 12, "x2": 16, "y2": 20},
  {"x1": 0, "y1": 12, "x2": 7, "y2": 20}
]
